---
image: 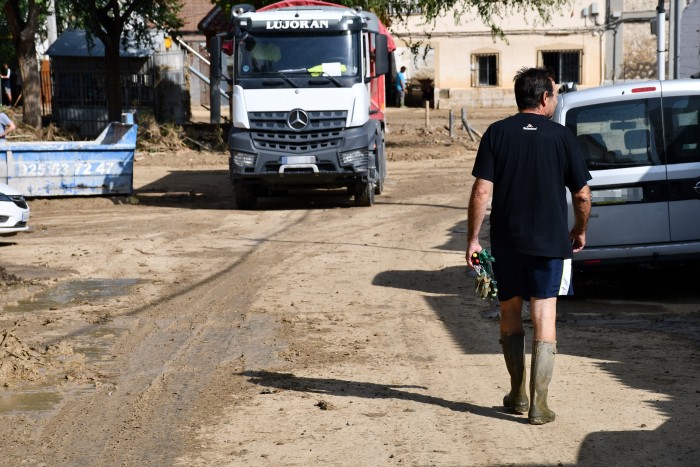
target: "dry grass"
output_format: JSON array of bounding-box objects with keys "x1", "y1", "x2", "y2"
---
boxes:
[
  {"x1": 136, "y1": 112, "x2": 189, "y2": 152},
  {"x1": 2, "y1": 107, "x2": 228, "y2": 152}
]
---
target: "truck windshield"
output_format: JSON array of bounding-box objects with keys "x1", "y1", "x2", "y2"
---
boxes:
[{"x1": 236, "y1": 31, "x2": 359, "y2": 85}]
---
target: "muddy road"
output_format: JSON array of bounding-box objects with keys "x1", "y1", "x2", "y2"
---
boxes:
[{"x1": 1, "y1": 108, "x2": 699, "y2": 466}]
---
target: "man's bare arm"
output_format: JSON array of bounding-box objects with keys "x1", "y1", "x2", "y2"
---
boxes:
[
  {"x1": 466, "y1": 178, "x2": 493, "y2": 267},
  {"x1": 570, "y1": 184, "x2": 591, "y2": 253},
  {"x1": 0, "y1": 119, "x2": 15, "y2": 139}
]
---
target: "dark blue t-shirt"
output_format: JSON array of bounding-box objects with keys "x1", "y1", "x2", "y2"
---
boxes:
[{"x1": 472, "y1": 112, "x2": 591, "y2": 258}]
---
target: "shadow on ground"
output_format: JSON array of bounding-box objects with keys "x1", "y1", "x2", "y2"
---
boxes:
[
  {"x1": 136, "y1": 169, "x2": 372, "y2": 210},
  {"x1": 241, "y1": 370, "x2": 521, "y2": 423},
  {"x1": 372, "y1": 219, "x2": 700, "y2": 466}
]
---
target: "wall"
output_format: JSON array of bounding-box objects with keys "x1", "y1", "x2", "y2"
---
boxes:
[
  {"x1": 390, "y1": 1, "x2": 605, "y2": 108},
  {"x1": 680, "y1": 0, "x2": 700, "y2": 77},
  {"x1": 619, "y1": 0, "x2": 659, "y2": 81}
]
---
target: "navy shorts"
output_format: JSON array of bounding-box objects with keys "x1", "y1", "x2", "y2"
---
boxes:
[{"x1": 491, "y1": 246, "x2": 573, "y2": 301}]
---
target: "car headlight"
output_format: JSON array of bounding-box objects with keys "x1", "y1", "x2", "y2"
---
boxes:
[
  {"x1": 0, "y1": 193, "x2": 27, "y2": 208},
  {"x1": 232, "y1": 152, "x2": 257, "y2": 167},
  {"x1": 339, "y1": 149, "x2": 368, "y2": 169}
]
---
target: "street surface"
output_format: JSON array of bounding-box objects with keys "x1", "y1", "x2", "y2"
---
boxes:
[{"x1": 0, "y1": 108, "x2": 698, "y2": 466}]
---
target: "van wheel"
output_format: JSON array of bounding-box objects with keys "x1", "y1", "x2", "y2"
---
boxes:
[
  {"x1": 354, "y1": 181, "x2": 375, "y2": 207},
  {"x1": 234, "y1": 184, "x2": 258, "y2": 210}
]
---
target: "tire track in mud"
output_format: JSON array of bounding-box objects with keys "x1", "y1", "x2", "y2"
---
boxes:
[
  {"x1": 24, "y1": 157, "x2": 473, "y2": 464},
  {"x1": 32, "y1": 210, "x2": 314, "y2": 465}
]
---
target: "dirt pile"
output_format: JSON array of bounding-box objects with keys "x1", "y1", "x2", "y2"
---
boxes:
[{"x1": 0, "y1": 330, "x2": 45, "y2": 385}]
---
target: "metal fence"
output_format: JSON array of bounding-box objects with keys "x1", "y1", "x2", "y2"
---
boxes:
[{"x1": 42, "y1": 57, "x2": 156, "y2": 137}]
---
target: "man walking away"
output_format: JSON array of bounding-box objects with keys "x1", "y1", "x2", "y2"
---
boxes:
[{"x1": 466, "y1": 67, "x2": 591, "y2": 425}]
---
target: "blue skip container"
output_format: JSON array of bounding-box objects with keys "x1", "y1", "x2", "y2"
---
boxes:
[{"x1": 0, "y1": 113, "x2": 137, "y2": 197}]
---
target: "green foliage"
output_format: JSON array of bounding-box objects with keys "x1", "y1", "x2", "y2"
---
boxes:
[
  {"x1": 55, "y1": 0, "x2": 184, "y2": 45},
  {"x1": 0, "y1": 15, "x2": 15, "y2": 65}
]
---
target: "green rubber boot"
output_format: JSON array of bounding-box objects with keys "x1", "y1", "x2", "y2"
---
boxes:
[
  {"x1": 528, "y1": 340, "x2": 557, "y2": 425},
  {"x1": 500, "y1": 333, "x2": 528, "y2": 414}
]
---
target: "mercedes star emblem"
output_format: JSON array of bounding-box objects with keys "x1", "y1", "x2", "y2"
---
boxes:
[{"x1": 287, "y1": 109, "x2": 309, "y2": 131}]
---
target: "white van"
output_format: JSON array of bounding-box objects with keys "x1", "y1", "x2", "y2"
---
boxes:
[{"x1": 553, "y1": 79, "x2": 700, "y2": 267}]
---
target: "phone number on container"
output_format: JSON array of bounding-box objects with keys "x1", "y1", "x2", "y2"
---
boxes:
[{"x1": 15, "y1": 161, "x2": 118, "y2": 177}]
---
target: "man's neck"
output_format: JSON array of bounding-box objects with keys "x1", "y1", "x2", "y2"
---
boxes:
[{"x1": 520, "y1": 107, "x2": 547, "y2": 116}]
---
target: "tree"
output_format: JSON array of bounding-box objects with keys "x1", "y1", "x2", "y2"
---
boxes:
[
  {"x1": 57, "y1": 0, "x2": 184, "y2": 123},
  {"x1": 3, "y1": 0, "x2": 47, "y2": 128}
]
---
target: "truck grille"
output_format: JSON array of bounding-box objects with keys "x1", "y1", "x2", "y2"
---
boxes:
[{"x1": 248, "y1": 111, "x2": 347, "y2": 152}]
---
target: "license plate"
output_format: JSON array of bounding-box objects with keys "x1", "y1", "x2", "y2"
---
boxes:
[
  {"x1": 21, "y1": 212, "x2": 29, "y2": 222},
  {"x1": 281, "y1": 156, "x2": 315, "y2": 164}
]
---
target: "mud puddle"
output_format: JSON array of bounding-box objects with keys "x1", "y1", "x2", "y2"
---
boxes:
[
  {"x1": 2, "y1": 278, "x2": 141, "y2": 313},
  {"x1": 0, "y1": 385, "x2": 63, "y2": 414}
]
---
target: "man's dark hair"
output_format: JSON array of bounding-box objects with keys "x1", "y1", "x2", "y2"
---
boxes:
[
  {"x1": 513, "y1": 67, "x2": 555, "y2": 111},
  {"x1": 400, "y1": 66, "x2": 406, "y2": 72}
]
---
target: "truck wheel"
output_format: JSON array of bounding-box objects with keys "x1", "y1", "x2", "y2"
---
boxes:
[
  {"x1": 374, "y1": 178, "x2": 384, "y2": 195},
  {"x1": 354, "y1": 181, "x2": 375, "y2": 207},
  {"x1": 374, "y1": 132, "x2": 386, "y2": 195},
  {"x1": 234, "y1": 184, "x2": 258, "y2": 210}
]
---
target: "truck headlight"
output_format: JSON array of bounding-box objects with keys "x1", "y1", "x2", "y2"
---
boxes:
[
  {"x1": 339, "y1": 149, "x2": 368, "y2": 169},
  {"x1": 232, "y1": 152, "x2": 257, "y2": 167}
]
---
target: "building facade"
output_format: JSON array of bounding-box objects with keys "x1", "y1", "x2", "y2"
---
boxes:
[{"x1": 390, "y1": 1, "x2": 689, "y2": 108}]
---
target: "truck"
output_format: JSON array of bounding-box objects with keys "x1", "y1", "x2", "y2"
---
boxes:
[{"x1": 223, "y1": 0, "x2": 394, "y2": 209}]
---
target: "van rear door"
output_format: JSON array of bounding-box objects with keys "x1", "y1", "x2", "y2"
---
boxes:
[
  {"x1": 660, "y1": 81, "x2": 700, "y2": 243},
  {"x1": 562, "y1": 87, "x2": 669, "y2": 251}
]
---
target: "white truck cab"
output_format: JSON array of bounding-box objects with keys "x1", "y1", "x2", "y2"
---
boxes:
[
  {"x1": 553, "y1": 79, "x2": 700, "y2": 267},
  {"x1": 225, "y1": 1, "x2": 392, "y2": 209}
]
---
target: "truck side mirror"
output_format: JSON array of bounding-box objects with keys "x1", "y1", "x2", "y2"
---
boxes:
[{"x1": 374, "y1": 34, "x2": 389, "y2": 76}]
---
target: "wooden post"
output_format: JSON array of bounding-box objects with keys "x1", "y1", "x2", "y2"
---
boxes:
[
  {"x1": 425, "y1": 100, "x2": 430, "y2": 128},
  {"x1": 462, "y1": 108, "x2": 475, "y2": 142},
  {"x1": 449, "y1": 109, "x2": 454, "y2": 138},
  {"x1": 209, "y1": 35, "x2": 221, "y2": 124}
]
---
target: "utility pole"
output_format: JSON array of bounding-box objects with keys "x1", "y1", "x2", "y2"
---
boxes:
[
  {"x1": 656, "y1": 0, "x2": 666, "y2": 80},
  {"x1": 671, "y1": 0, "x2": 682, "y2": 79}
]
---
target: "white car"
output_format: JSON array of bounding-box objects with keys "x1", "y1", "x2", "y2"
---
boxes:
[{"x1": 0, "y1": 183, "x2": 30, "y2": 236}]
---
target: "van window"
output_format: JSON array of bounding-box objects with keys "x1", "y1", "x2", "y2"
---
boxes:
[
  {"x1": 662, "y1": 95, "x2": 700, "y2": 164},
  {"x1": 565, "y1": 98, "x2": 664, "y2": 169}
]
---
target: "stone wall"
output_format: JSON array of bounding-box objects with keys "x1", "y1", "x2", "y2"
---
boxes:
[
  {"x1": 622, "y1": 22, "x2": 658, "y2": 80},
  {"x1": 680, "y1": 0, "x2": 700, "y2": 77}
]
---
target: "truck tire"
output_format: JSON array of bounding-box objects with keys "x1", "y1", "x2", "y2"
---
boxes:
[
  {"x1": 354, "y1": 181, "x2": 375, "y2": 207},
  {"x1": 234, "y1": 184, "x2": 258, "y2": 210},
  {"x1": 374, "y1": 178, "x2": 383, "y2": 195},
  {"x1": 374, "y1": 131, "x2": 386, "y2": 195}
]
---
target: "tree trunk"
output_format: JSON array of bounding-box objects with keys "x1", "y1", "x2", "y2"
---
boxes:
[
  {"x1": 103, "y1": 40, "x2": 123, "y2": 123},
  {"x1": 4, "y1": 0, "x2": 42, "y2": 129},
  {"x1": 16, "y1": 45, "x2": 42, "y2": 128}
]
